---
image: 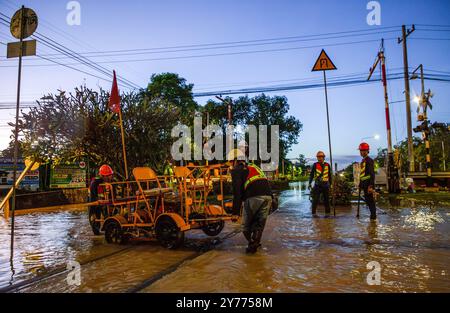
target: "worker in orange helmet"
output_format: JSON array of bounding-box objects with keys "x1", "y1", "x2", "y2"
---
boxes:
[
  {"x1": 88, "y1": 164, "x2": 115, "y2": 234},
  {"x1": 358, "y1": 143, "x2": 377, "y2": 220},
  {"x1": 308, "y1": 151, "x2": 332, "y2": 217}
]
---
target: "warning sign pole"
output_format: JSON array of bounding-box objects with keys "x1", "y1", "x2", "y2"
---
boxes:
[
  {"x1": 323, "y1": 70, "x2": 333, "y2": 183},
  {"x1": 312, "y1": 49, "x2": 337, "y2": 216}
]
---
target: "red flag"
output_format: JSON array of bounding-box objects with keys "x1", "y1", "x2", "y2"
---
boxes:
[{"x1": 109, "y1": 70, "x2": 121, "y2": 114}]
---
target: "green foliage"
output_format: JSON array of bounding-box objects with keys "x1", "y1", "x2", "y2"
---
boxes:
[
  {"x1": 297, "y1": 154, "x2": 308, "y2": 173},
  {"x1": 394, "y1": 123, "x2": 450, "y2": 173},
  {"x1": 374, "y1": 147, "x2": 387, "y2": 168},
  {"x1": 202, "y1": 94, "x2": 302, "y2": 159},
  {"x1": 343, "y1": 163, "x2": 355, "y2": 182},
  {"x1": 332, "y1": 175, "x2": 352, "y2": 205},
  {"x1": 10, "y1": 86, "x2": 181, "y2": 178},
  {"x1": 4, "y1": 73, "x2": 303, "y2": 179},
  {"x1": 143, "y1": 73, "x2": 198, "y2": 126}
]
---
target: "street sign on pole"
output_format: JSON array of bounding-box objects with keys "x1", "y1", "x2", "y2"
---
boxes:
[
  {"x1": 6, "y1": 6, "x2": 38, "y2": 256},
  {"x1": 7, "y1": 39, "x2": 36, "y2": 58},
  {"x1": 312, "y1": 49, "x2": 337, "y2": 72},
  {"x1": 312, "y1": 49, "x2": 337, "y2": 215},
  {"x1": 10, "y1": 7, "x2": 38, "y2": 39}
]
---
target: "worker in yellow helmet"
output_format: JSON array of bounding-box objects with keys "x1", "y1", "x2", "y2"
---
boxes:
[
  {"x1": 228, "y1": 148, "x2": 272, "y2": 254},
  {"x1": 308, "y1": 151, "x2": 332, "y2": 217}
]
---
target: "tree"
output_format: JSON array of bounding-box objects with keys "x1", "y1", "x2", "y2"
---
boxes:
[
  {"x1": 374, "y1": 147, "x2": 387, "y2": 168},
  {"x1": 201, "y1": 94, "x2": 302, "y2": 160},
  {"x1": 297, "y1": 154, "x2": 308, "y2": 174},
  {"x1": 393, "y1": 122, "x2": 450, "y2": 173},
  {"x1": 9, "y1": 86, "x2": 181, "y2": 178},
  {"x1": 143, "y1": 73, "x2": 198, "y2": 126},
  {"x1": 429, "y1": 124, "x2": 450, "y2": 171}
]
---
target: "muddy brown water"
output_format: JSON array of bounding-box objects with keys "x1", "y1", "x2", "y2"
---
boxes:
[{"x1": 1, "y1": 182, "x2": 449, "y2": 292}]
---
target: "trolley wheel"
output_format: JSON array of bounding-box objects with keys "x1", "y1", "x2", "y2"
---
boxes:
[
  {"x1": 202, "y1": 220, "x2": 225, "y2": 236},
  {"x1": 155, "y1": 217, "x2": 184, "y2": 249},
  {"x1": 88, "y1": 207, "x2": 102, "y2": 235},
  {"x1": 104, "y1": 220, "x2": 127, "y2": 244}
]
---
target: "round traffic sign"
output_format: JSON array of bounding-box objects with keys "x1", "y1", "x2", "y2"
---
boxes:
[{"x1": 10, "y1": 7, "x2": 38, "y2": 40}]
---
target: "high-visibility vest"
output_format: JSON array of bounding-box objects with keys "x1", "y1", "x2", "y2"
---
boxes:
[
  {"x1": 90, "y1": 177, "x2": 106, "y2": 200},
  {"x1": 314, "y1": 162, "x2": 330, "y2": 182},
  {"x1": 360, "y1": 159, "x2": 370, "y2": 182},
  {"x1": 244, "y1": 163, "x2": 267, "y2": 189}
]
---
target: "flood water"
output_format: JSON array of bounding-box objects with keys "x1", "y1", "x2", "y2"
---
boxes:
[{"x1": 1, "y1": 182, "x2": 449, "y2": 292}]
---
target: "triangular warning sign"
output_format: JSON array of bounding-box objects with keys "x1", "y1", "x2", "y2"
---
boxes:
[{"x1": 312, "y1": 49, "x2": 337, "y2": 71}]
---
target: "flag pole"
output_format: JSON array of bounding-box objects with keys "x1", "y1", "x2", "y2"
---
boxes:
[
  {"x1": 118, "y1": 107, "x2": 128, "y2": 180},
  {"x1": 110, "y1": 70, "x2": 128, "y2": 180}
]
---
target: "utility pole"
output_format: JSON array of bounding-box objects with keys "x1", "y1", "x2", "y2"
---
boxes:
[
  {"x1": 367, "y1": 39, "x2": 400, "y2": 193},
  {"x1": 215, "y1": 95, "x2": 233, "y2": 158},
  {"x1": 398, "y1": 24, "x2": 416, "y2": 173},
  {"x1": 412, "y1": 64, "x2": 433, "y2": 186},
  {"x1": 442, "y1": 141, "x2": 446, "y2": 172}
]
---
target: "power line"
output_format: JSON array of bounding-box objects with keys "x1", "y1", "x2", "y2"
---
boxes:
[
  {"x1": 0, "y1": 38, "x2": 398, "y2": 67},
  {"x1": 192, "y1": 74, "x2": 450, "y2": 98},
  {"x1": 0, "y1": 14, "x2": 141, "y2": 90},
  {"x1": 415, "y1": 24, "x2": 450, "y2": 28},
  {"x1": 31, "y1": 31, "x2": 140, "y2": 89},
  {"x1": 1, "y1": 0, "x2": 149, "y2": 82},
  {"x1": 29, "y1": 26, "x2": 405, "y2": 58},
  {"x1": 17, "y1": 30, "x2": 402, "y2": 61}
]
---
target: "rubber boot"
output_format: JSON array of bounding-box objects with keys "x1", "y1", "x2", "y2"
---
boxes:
[
  {"x1": 243, "y1": 231, "x2": 252, "y2": 244},
  {"x1": 246, "y1": 230, "x2": 263, "y2": 254}
]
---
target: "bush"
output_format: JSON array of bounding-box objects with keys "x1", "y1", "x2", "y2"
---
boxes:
[{"x1": 332, "y1": 175, "x2": 352, "y2": 205}]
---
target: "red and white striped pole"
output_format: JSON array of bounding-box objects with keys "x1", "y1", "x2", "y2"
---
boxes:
[{"x1": 380, "y1": 52, "x2": 393, "y2": 154}]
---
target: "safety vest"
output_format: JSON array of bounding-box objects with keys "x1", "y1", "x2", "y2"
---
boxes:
[
  {"x1": 244, "y1": 163, "x2": 267, "y2": 189},
  {"x1": 314, "y1": 162, "x2": 329, "y2": 182},
  {"x1": 90, "y1": 177, "x2": 106, "y2": 200},
  {"x1": 360, "y1": 159, "x2": 370, "y2": 182}
]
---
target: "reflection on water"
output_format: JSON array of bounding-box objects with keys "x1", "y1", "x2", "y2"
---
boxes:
[
  {"x1": 143, "y1": 182, "x2": 450, "y2": 293},
  {"x1": 0, "y1": 181, "x2": 449, "y2": 292}
]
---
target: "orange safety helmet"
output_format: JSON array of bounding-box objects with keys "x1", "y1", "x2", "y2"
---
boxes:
[
  {"x1": 316, "y1": 151, "x2": 325, "y2": 158},
  {"x1": 358, "y1": 142, "x2": 370, "y2": 151},
  {"x1": 99, "y1": 164, "x2": 114, "y2": 176}
]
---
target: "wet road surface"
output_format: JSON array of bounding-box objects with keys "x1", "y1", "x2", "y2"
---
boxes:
[{"x1": 1, "y1": 182, "x2": 449, "y2": 292}]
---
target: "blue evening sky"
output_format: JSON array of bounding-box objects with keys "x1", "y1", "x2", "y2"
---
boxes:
[{"x1": 0, "y1": 0, "x2": 449, "y2": 166}]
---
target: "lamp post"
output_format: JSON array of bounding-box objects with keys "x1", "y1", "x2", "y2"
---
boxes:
[
  {"x1": 411, "y1": 64, "x2": 433, "y2": 187},
  {"x1": 215, "y1": 95, "x2": 233, "y2": 159}
]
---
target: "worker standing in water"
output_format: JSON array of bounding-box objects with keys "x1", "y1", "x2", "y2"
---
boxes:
[
  {"x1": 358, "y1": 143, "x2": 377, "y2": 220},
  {"x1": 88, "y1": 164, "x2": 115, "y2": 234},
  {"x1": 308, "y1": 151, "x2": 332, "y2": 217},
  {"x1": 230, "y1": 149, "x2": 272, "y2": 254}
]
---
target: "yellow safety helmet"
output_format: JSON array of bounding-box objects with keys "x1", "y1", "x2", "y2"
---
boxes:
[
  {"x1": 227, "y1": 148, "x2": 245, "y2": 161},
  {"x1": 24, "y1": 157, "x2": 40, "y2": 171}
]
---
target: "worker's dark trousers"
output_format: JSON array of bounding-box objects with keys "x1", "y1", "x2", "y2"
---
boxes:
[
  {"x1": 243, "y1": 196, "x2": 272, "y2": 234},
  {"x1": 90, "y1": 205, "x2": 107, "y2": 219},
  {"x1": 311, "y1": 183, "x2": 331, "y2": 214},
  {"x1": 361, "y1": 183, "x2": 377, "y2": 220}
]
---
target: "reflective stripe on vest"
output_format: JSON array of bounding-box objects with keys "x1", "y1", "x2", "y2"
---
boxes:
[
  {"x1": 360, "y1": 160, "x2": 370, "y2": 181},
  {"x1": 244, "y1": 164, "x2": 267, "y2": 189},
  {"x1": 314, "y1": 162, "x2": 329, "y2": 182}
]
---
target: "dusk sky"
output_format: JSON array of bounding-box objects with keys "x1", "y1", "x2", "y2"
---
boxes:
[{"x1": 0, "y1": 0, "x2": 449, "y2": 166}]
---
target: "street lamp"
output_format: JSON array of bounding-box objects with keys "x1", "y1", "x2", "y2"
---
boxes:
[
  {"x1": 361, "y1": 134, "x2": 380, "y2": 142},
  {"x1": 411, "y1": 64, "x2": 433, "y2": 187}
]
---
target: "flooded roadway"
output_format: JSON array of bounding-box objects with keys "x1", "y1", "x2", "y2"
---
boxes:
[{"x1": 1, "y1": 182, "x2": 449, "y2": 292}]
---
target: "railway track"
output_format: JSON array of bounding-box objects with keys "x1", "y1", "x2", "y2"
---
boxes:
[
  {"x1": 0, "y1": 246, "x2": 135, "y2": 293},
  {"x1": 0, "y1": 228, "x2": 242, "y2": 293}
]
